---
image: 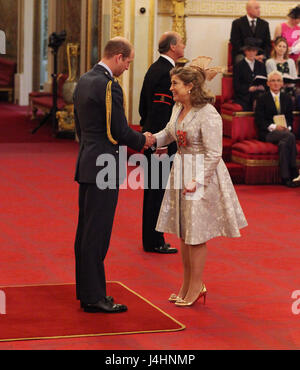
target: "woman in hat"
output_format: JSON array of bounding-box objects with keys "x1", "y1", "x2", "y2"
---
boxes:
[{"x1": 233, "y1": 40, "x2": 267, "y2": 110}]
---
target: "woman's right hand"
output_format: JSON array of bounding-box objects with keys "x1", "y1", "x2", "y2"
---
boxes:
[{"x1": 183, "y1": 180, "x2": 197, "y2": 195}]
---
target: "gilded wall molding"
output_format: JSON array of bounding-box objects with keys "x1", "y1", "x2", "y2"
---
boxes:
[
  {"x1": 172, "y1": 0, "x2": 187, "y2": 43},
  {"x1": 158, "y1": 0, "x2": 299, "y2": 18},
  {"x1": 111, "y1": 0, "x2": 125, "y2": 85},
  {"x1": 111, "y1": 0, "x2": 125, "y2": 37}
]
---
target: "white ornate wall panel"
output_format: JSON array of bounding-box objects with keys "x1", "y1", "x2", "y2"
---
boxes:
[{"x1": 159, "y1": 0, "x2": 299, "y2": 17}]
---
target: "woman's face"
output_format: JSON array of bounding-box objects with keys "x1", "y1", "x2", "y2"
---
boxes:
[
  {"x1": 275, "y1": 41, "x2": 287, "y2": 57},
  {"x1": 170, "y1": 75, "x2": 192, "y2": 104}
]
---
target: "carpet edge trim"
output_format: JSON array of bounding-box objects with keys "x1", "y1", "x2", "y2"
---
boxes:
[
  {"x1": 110, "y1": 280, "x2": 186, "y2": 331},
  {"x1": 0, "y1": 281, "x2": 185, "y2": 342}
]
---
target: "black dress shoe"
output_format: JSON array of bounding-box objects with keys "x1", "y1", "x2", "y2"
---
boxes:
[
  {"x1": 153, "y1": 244, "x2": 178, "y2": 254},
  {"x1": 82, "y1": 297, "x2": 127, "y2": 313},
  {"x1": 284, "y1": 180, "x2": 300, "y2": 188},
  {"x1": 80, "y1": 295, "x2": 114, "y2": 308}
]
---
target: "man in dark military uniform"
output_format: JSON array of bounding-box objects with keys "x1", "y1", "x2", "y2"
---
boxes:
[
  {"x1": 74, "y1": 37, "x2": 155, "y2": 313},
  {"x1": 139, "y1": 31, "x2": 185, "y2": 254}
]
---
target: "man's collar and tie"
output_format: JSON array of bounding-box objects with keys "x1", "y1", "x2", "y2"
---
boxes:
[
  {"x1": 271, "y1": 90, "x2": 281, "y2": 113},
  {"x1": 160, "y1": 54, "x2": 176, "y2": 67},
  {"x1": 247, "y1": 15, "x2": 257, "y2": 34},
  {"x1": 98, "y1": 61, "x2": 113, "y2": 78},
  {"x1": 245, "y1": 57, "x2": 255, "y2": 71}
]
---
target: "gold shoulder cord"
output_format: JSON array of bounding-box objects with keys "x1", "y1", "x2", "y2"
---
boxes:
[
  {"x1": 105, "y1": 79, "x2": 128, "y2": 145},
  {"x1": 105, "y1": 80, "x2": 118, "y2": 145}
]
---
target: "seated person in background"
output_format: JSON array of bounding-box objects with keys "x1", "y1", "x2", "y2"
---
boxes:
[
  {"x1": 274, "y1": 5, "x2": 300, "y2": 68},
  {"x1": 255, "y1": 71, "x2": 300, "y2": 188},
  {"x1": 233, "y1": 40, "x2": 267, "y2": 111},
  {"x1": 230, "y1": 0, "x2": 271, "y2": 64},
  {"x1": 266, "y1": 36, "x2": 299, "y2": 107}
]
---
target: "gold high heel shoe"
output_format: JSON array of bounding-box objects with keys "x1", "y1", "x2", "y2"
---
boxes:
[
  {"x1": 168, "y1": 293, "x2": 179, "y2": 302},
  {"x1": 168, "y1": 293, "x2": 184, "y2": 302},
  {"x1": 175, "y1": 284, "x2": 207, "y2": 307}
]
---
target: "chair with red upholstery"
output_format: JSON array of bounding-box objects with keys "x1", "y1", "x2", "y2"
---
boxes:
[
  {"x1": 220, "y1": 69, "x2": 300, "y2": 184},
  {"x1": 30, "y1": 74, "x2": 68, "y2": 119},
  {"x1": 0, "y1": 57, "x2": 16, "y2": 102},
  {"x1": 219, "y1": 41, "x2": 300, "y2": 184},
  {"x1": 227, "y1": 42, "x2": 233, "y2": 73},
  {"x1": 220, "y1": 74, "x2": 254, "y2": 141},
  {"x1": 230, "y1": 114, "x2": 300, "y2": 184}
]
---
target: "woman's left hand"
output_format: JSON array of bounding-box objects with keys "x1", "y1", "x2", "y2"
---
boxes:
[{"x1": 183, "y1": 180, "x2": 197, "y2": 194}]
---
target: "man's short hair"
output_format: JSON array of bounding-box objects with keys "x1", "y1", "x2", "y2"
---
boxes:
[
  {"x1": 103, "y1": 38, "x2": 132, "y2": 59},
  {"x1": 158, "y1": 33, "x2": 178, "y2": 54},
  {"x1": 267, "y1": 70, "x2": 283, "y2": 81}
]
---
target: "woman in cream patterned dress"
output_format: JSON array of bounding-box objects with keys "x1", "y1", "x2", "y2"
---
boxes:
[{"x1": 153, "y1": 65, "x2": 247, "y2": 307}]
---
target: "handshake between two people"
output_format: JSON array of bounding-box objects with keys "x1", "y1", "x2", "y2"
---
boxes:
[{"x1": 143, "y1": 132, "x2": 157, "y2": 149}]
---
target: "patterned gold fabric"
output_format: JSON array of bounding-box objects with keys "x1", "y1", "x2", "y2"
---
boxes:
[{"x1": 154, "y1": 103, "x2": 248, "y2": 245}]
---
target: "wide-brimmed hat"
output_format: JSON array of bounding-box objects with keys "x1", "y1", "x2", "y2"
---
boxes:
[{"x1": 241, "y1": 37, "x2": 262, "y2": 52}]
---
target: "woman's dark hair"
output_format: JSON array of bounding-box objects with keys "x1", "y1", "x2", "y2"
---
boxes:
[
  {"x1": 288, "y1": 5, "x2": 300, "y2": 19},
  {"x1": 170, "y1": 66, "x2": 215, "y2": 108}
]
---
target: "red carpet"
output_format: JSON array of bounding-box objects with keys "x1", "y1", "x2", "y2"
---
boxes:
[
  {"x1": 0, "y1": 282, "x2": 184, "y2": 342},
  {"x1": 0, "y1": 102, "x2": 66, "y2": 142},
  {"x1": 0, "y1": 104, "x2": 300, "y2": 349}
]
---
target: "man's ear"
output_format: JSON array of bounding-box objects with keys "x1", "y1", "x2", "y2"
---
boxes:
[
  {"x1": 169, "y1": 43, "x2": 176, "y2": 52},
  {"x1": 115, "y1": 54, "x2": 123, "y2": 63}
]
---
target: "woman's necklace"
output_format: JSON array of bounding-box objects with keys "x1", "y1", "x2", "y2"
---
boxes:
[{"x1": 276, "y1": 58, "x2": 289, "y2": 73}]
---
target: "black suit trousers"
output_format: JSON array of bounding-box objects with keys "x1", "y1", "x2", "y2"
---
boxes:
[
  {"x1": 266, "y1": 130, "x2": 298, "y2": 180},
  {"x1": 74, "y1": 183, "x2": 119, "y2": 303},
  {"x1": 142, "y1": 144, "x2": 176, "y2": 251}
]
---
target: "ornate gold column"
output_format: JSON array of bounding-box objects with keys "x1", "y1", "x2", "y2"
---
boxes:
[
  {"x1": 172, "y1": 0, "x2": 188, "y2": 66},
  {"x1": 111, "y1": 0, "x2": 125, "y2": 84},
  {"x1": 111, "y1": 0, "x2": 125, "y2": 37},
  {"x1": 172, "y1": 0, "x2": 186, "y2": 44}
]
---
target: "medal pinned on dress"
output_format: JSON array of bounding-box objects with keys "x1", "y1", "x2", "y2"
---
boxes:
[{"x1": 176, "y1": 130, "x2": 187, "y2": 147}]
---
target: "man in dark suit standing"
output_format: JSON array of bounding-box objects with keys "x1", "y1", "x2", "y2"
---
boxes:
[
  {"x1": 230, "y1": 0, "x2": 271, "y2": 64},
  {"x1": 255, "y1": 70, "x2": 300, "y2": 187},
  {"x1": 73, "y1": 37, "x2": 155, "y2": 313},
  {"x1": 233, "y1": 41, "x2": 267, "y2": 111},
  {"x1": 139, "y1": 31, "x2": 185, "y2": 254}
]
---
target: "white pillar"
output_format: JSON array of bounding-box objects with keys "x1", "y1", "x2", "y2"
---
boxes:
[
  {"x1": 130, "y1": 0, "x2": 157, "y2": 124},
  {"x1": 15, "y1": 0, "x2": 34, "y2": 105}
]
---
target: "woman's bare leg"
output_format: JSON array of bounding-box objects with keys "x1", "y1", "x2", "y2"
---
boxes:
[
  {"x1": 176, "y1": 238, "x2": 191, "y2": 299},
  {"x1": 183, "y1": 242, "x2": 207, "y2": 303}
]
